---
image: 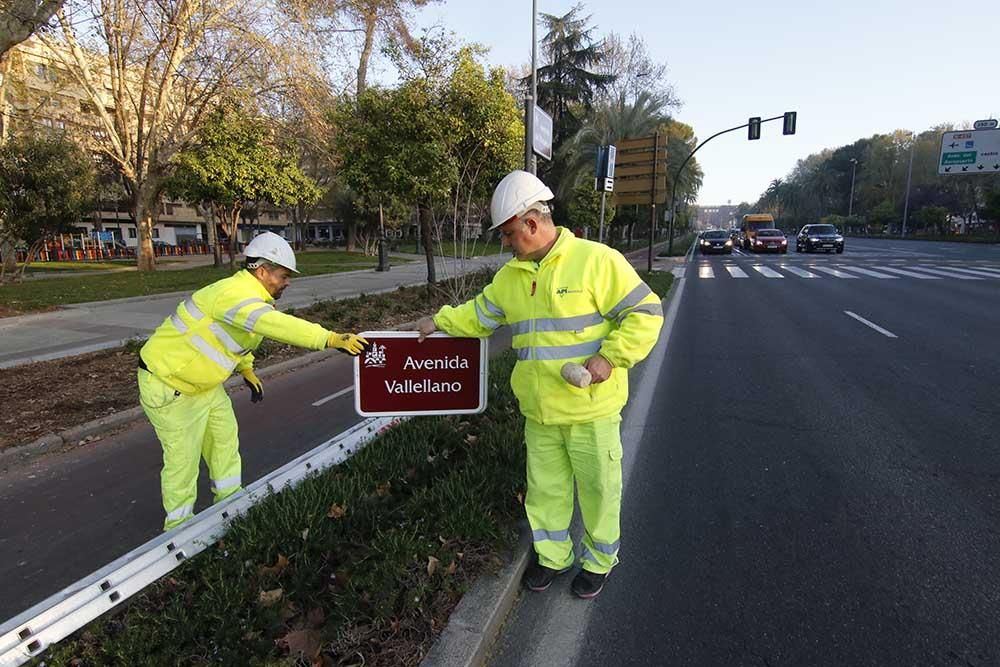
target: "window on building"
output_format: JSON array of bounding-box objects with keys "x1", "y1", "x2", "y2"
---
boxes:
[
  {"x1": 268, "y1": 210, "x2": 279, "y2": 220},
  {"x1": 54, "y1": 120, "x2": 66, "y2": 131},
  {"x1": 152, "y1": 228, "x2": 160, "y2": 238},
  {"x1": 128, "y1": 228, "x2": 137, "y2": 238},
  {"x1": 80, "y1": 101, "x2": 95, "y2": 114},
  {"x1": 164, "y1": 203, "x2": 175, "y2": 216},
  {"x1": 39, "y1": 118, "x2": 53, "y2": 128},
  {"x1": 35, "y1": 63, "x2": 47, "y2": 79}
]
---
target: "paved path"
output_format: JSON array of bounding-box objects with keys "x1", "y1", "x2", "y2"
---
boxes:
[{"x1": 0, "y1": 255, "x2": 503, "y2": 368}]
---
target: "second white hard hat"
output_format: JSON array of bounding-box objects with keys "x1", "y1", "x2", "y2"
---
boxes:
[
  {"x1": 244, "y1": 231, "x2": 298, "y2": 273},
  {"x1": 489, "y1": 170, "x2": 555, "y2": 231}
]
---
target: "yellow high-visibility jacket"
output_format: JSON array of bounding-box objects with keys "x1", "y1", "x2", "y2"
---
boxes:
[
  {"x1": 140, "y1": 270, "x2": 330, "y2": 395},
  {"x1": 434, "y1": 227, "x2": 664, "y2": 424}
]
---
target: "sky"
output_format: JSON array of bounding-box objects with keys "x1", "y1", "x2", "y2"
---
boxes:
[{"x1": 408, "y1": 0, "x2": 1000, "y2": 206}]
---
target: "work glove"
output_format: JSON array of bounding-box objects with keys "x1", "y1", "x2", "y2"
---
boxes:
[
  {"x1": 241, "y1": 368, "x2": 264, "y2": 403},
  {"x1": 327, "y1": 332, "x2": 370, "y2": 356}
]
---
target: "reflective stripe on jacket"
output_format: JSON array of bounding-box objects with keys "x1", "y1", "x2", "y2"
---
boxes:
[
  {"x1": 433, "y1": 227, "x2": 664, "y2": 424},
  {"x1": 140, "y1": 270, "x2": 330, "y2": 394}
]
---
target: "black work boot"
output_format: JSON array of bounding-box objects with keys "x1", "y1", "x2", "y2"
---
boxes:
[
  {"x1": 522, "y1": 558, "x2": 570, "y2": 592},
  {"x1": 571, "y1": 569, "x2": 608, "y2": 599}
]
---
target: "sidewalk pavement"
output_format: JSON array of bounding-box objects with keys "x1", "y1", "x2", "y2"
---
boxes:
[{"x1": 0, "y1": 255, "x2": 504, "y2": 369}]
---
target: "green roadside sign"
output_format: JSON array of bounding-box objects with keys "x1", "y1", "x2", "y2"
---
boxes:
[{"x1": 941, "y1": 151, "x2": 976, "y2": 166}]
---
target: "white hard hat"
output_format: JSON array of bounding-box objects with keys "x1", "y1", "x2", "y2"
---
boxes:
[
  {"x1": 244, "y1": 231, "x2": 298, "y2": 273},
  {"x1": 489, "y1": 170, "x2": 555, "y2": 231}
]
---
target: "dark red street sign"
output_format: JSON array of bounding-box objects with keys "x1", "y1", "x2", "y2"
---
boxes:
[{"x1": 353, "y1": 332, "x2": 488, "y2": 417}]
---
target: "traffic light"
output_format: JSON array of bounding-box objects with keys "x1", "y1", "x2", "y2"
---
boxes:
[
  {"x1": 748, "y1": 117, "x2": 761, "y2": 141},
  {"x1": 783, "y1": 111, "x2": 797, "y2": 135}
]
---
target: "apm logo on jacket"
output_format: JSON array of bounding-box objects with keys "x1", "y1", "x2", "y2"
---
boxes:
[{"x1": 555, "y1": 286, "x2": 583, "y2": 297}]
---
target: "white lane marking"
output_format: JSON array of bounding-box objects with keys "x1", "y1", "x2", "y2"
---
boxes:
[
  {"x1": 844, "y1": 311, "x2": 898, "y2": 338},
  {"x1": 837, "y1": 266, "x2": 898, "y2": 279},
  {"x1": 903, "y1": 266, "x2": 982, "y2": 280},
  {"x1": 752, "y1": 265, "x2": 784, "y2": 278},
  {"x1": 810, "y1": 265, "x2": 858, "y2": 279},
  {"x1": 968, "y1": 265, "x2": 1000, "y2": 275},
  {"x1": 931, "y1": 266, "x2": 1000, "y2": 279},
  {"x1": 724, "y1": 265, "x2": 749, "y2": 278},
  {"x1": 698, "y1": 265, "x2": 715, "y2": 279},
  {"x1": 312, "y1": 386, "x2": 354, "y2": 407},
  {"x1": 779, "y1": 265, "x2": 818, "y2": 278},
  {"x1": 874, "y1": 266, "x2": 941, "y2": 279}
]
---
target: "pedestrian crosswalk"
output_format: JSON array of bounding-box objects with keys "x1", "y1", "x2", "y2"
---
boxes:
[{"x1": 688, "y1": 262, "x2": 1000, "y2": 281}]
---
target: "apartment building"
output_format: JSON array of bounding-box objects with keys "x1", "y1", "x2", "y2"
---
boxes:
[{"x1": 0, "y1": 37, "x2": 293, "y2": 249}]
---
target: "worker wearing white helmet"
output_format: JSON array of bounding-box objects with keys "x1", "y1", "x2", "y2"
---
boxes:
[
  {"x1": 417, "y1": 170, "x2": 664, "y2": 599},
  {"x1": 139, "y1": 232, "x2": 369, "y2": 531}
]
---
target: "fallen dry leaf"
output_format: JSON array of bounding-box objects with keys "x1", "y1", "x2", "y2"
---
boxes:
[
  {"x1": 306, "y1": 606, "x2": 326, "y2": 628},
  {"x1": 464, "y1": 434, "x2": 479, "y2": 445},
  {"x1": 427, "y1": 556, "x2": 440, "y2": 577},
  {"x1": 326, "y1": 504, "x2": 347, "y2": 520},
  {"x1": 258, "y1": 553, "x2": 289, "y2": 578},
  {"x1": 301, "y1": 528, "x2": 310, "y2": 541},
  {"x1": 258, "y1": 588, "x2": 283, "y2": 607},
  {"x1": 277, "y1": 628, "x2": 322, "y2": 659},
  {"x1": 445, "y1": 561, "x2": 458, "y2": 576},
  {"x1": 375, "y1": 481, "x2": 391, "y2": 497}
]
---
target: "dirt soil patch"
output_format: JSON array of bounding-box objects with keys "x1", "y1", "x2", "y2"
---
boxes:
[{"x1": 0, "y1": 272, "x2": 493, "y2": 451}]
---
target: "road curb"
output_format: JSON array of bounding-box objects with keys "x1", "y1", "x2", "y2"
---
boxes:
[
  {"x1": 421, "y1": 528, "x2": 532, "y2": 667},
  {"x1": 0, "y1": 322, "x2": 419, "y2": 471}
]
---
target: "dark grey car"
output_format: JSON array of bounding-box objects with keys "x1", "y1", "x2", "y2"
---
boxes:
[{"x1": 796, "y1": 224, "x2": 845, "y2": 253}]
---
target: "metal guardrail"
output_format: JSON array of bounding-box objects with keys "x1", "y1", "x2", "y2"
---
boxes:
[{"x1": 0, "y1": 416, "x2": 404, "y2": 667}]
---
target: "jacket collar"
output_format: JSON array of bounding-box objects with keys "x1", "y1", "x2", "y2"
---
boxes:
[
  {"x1": 508, "y1": 227, "x2": 575, "y2": 271},
  {"x1": 237, "y1": 268, "x2": 276, "y2": 304}
]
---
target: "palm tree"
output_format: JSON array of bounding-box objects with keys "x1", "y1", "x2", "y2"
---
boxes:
[{"x1": 556, "y1": 90, "x2": 668, "y2": 198}]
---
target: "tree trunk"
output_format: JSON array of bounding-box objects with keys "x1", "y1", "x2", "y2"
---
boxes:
[
  {"x1": 1, "y1": 238, "x2": 16, "y2": 279},
  {"x1": 227, "y1": 206, "x2": 241, "y2": 271},
  {"x1": 134, "y1": 186, "x2": 160, "y2": 272},
  {"x1": 420, "y1": 204, "x2": 435, "y2": 284},
  {"x1": 346, "y1": 219, "x2": 357, "y2": 252},
  {"x1": 356, "y1": 11, "x2": 377, "y2": 96},
  {"x1": 200, "y1": 204, "x2": 221, "y2": 267}
]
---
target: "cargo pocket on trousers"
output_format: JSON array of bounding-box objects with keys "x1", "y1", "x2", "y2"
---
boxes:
[{"x1": 140, "y1": 373, "x2": 183, "y2": 411}]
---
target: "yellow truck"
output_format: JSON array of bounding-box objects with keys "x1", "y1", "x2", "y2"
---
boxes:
[{"x1": 740, "y1": 214, "x2": 776, "y2": 250}]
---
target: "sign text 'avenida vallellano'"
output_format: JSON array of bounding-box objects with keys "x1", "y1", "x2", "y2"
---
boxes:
[{"x1": 353, "y1": 332, "x2": 488, "y2": 417}]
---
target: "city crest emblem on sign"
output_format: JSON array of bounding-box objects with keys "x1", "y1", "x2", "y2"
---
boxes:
[{"x1": 364, "y1": 343, "x2": 387, "y2": 368}]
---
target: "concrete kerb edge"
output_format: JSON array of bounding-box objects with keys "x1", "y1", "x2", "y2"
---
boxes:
[
  {"x1": 421, "y1": 527, "x2": 533, "y2": 667},
  {"x1": 420, "y1": 265, "x2": 689, "y2": 667},
  {"x1": 0, "y1": 320, "x2": 420, "y2": 471}
]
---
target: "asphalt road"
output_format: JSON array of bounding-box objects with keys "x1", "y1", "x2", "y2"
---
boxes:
[
  {"x1": 0, "y1": 330, "x2": 511, "y2": 621},
  {"x1": 489, "y1": 238, "x2": 1000, "y2": 666}
]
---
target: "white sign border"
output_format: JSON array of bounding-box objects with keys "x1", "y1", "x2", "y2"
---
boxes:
[{"x1": 353, "y1": 331, "x2": 489, "y2": 417}]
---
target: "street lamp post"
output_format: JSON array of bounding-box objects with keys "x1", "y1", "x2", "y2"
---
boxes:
[
  {"x1": 523, "y1": 0, "x2": 538, "y2": 174},
  {"x1": 901, "y1": 133, "x2": 915, "y2": 237},
  {"x1": 848, "y1": 158, "x2": 858, "y2": 217}
]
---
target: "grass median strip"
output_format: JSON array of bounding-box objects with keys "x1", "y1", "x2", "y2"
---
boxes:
[
  {"x1": 37, "y1": 351, "x2": 526, "y2": 667},
  {"x1": 638, "y1": 270, "x2": 675, "y2": 299},
  {"x1": 0, "y1": 270, "x2": 495, "y2": 451},
  {"x1": 0, "y1": 251, "x2": 394, "y2": 315}
]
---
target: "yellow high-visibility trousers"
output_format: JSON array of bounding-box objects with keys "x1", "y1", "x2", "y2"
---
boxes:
[
  {"x1": 138, "y1": 370, "x2": 242, "y2": 531},
  {"x1": 524, "y1": 414, "x2": 623, "y2": 574}
]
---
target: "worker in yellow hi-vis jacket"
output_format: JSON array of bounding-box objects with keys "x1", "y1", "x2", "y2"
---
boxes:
[
  {"x1": 138, "y1": 232, "x2": 368, "y2": 531},
  {"x1": 416, "y1": 171, "x2": 664, "y2": 599}
]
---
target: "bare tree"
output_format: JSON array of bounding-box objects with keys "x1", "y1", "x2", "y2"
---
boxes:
[
  {"x1": 39, "y1": 0, "x2": 287, "y2": 270},
  {"x1": 0, "y1": 0, "x2": 63, "y2": 58},
  {"x1": 596, "y1": 31, "x2": 680, "y2": 111}
]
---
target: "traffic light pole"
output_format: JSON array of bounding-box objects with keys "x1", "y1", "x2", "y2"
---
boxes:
[{"x1": 667, "y1": 114, "x2": 788, "y2": 255}]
